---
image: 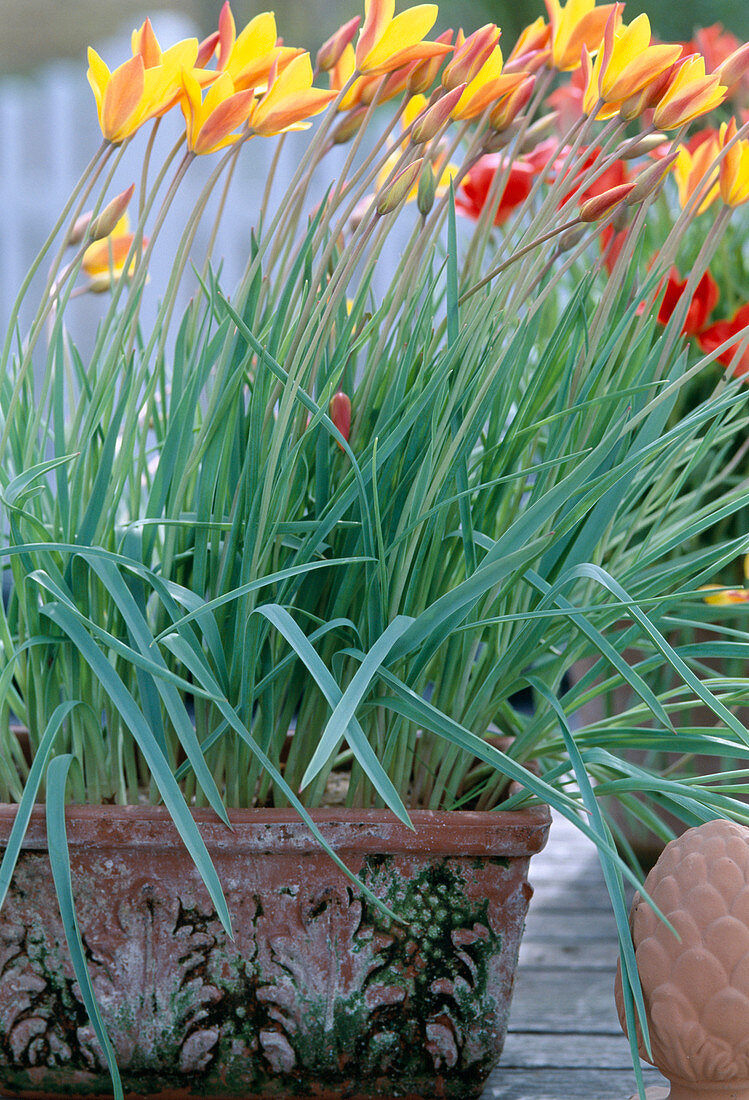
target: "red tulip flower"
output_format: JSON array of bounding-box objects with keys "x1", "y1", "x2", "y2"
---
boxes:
[
  {"x1": 697, "y1": 303, "x2": 749, "y2": 378},
  {"x1": 456, "y1": 155, "x2": 536, "y2": 227},
  {"x1": 656, "y1": 267, "x2": 719, "y2": 335},
  {"x1": 554, "y1": 144, "x2": 629, "y2": 209},
  {"x1": 456, "y1": 141, "x2": 557, "y2": 227}
]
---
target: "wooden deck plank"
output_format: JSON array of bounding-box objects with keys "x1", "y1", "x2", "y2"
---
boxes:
[
  {"x1": 502, "y1": 1032, "x2": 647, "y2": 1070},
  {"x1": 507, "y1": 969, "x2": 621, "y2": 1033},
  {"x1": 518, "y1": 940, "x2": 618, "y2": 969},
  {"x1": 482, "y1": 1068, "x2": 666, "y2": 1099},
  {"x1": 480, "y1": 812, "x2": 669, "y2": 1099}
]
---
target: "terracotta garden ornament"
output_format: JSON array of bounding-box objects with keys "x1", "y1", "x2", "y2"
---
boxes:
[{"x1": 617, "y1": 818, "x2": 749, "y2": 1100}]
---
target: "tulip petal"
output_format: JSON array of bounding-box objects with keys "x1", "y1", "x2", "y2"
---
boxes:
[
  {"x1": 102, "y1": 55, "x2": 145, "y2": 142},
  {"x1": 132, "y1": 19, "x2": 161, "y2": 68},
  {"x1": 357, "y1": 0, "x2": 396, "y2": 68},
  {"x1": 217, "y1": 2, "x2": 236, "y2": 69},
  {"x1": 193, "y1": 88, "x2": 255, "y2": 154},
  {"x1": 360, "y1": 4, "x2": 438, "y2": 72},
  {"x1": 86, "y1": 48, "x2": 110, "y2": 115}
]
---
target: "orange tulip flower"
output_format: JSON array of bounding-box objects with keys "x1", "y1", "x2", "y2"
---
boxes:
[
  {"x1": 355, "y1": 0, "x2": 451, "y2": 76},
  {"x1": 718, "y1": 118, "x2": 749, "y2": 208},
  {"x1": 180, "y1": 69, "x2": 255, "y2": 155},
  {"x1": 545, "y1": 0, "x2": 616, "y2": 72},
  {"x1": 216, "y1": 3, "x2": 303, "y2": 92},
  {"x1": 652, "y1": 55, "x2": 727, "y2": 130},
  {"x1": 583, "y1": 7, "x2": 682, "y2": 118},
  {"x1": 250, "y1": 54, "x2": 336, "y2": 137}
]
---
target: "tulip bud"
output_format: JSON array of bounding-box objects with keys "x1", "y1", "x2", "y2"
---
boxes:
[
  {"x1": 417, "y1": 162, "x2": 437, "y2": 216},
  {"x1": 331, "y1": 106, "x2": 369, "y2": 145},
  {"x1": 317, "y1": 16, "x2": 361, "y2": 73},
  {"x1": 619, "y1": 132, "x2": 668, "y2": 159},
  {"x1": 408, "y1": 30, "x2": 454, "y2": 94},
  {"x1": 67, "y1": 211, "x2": 93, "y2": 247},
  {"x1": 579, "y1": 181, "x2": 636, "y2": 222},
  {"x1": 411, "y1": 85, "x2": 465, "y2": 143},
  {"x1": 519, "y1": 112, "x2": 558, "y2": 152},
  {"x1": 442, "y1": 24, "x2": 501, "y2": 90},
  {"x1": 88, "y1": 184, "x2": 135, "y2": 243},
  {"x1": 504, "y1": 47, "x2": 550, "y2": 75},
  {"x1": 376, "y1": 159, "x2": 424, "y2": 215},
  {"x1": 556, "y1": 223, "x2": 587, "y2": 252},
  {"x1": 489, "y1": 74, "x2": 534, "y2": 132},
  {"x1": 482, "y1": 120, "x2": 521, "y2": 153},
  {"x1": 330, "y1": 391, "x2": 352, "y2": 447},
  {"x1": 626, "y1": 151, "x2": 678, "y2": 205},
  {"x1": 716, "y1": 41, "x2": 749, "y2": 91}
]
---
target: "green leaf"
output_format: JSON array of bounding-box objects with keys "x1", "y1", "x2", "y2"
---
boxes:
[
  {"x1": 300, "y1": 615, "x2": 414, "y2": 792},
  {"x1": 39, "y1": 601, "x2": 233, "y2": 936},
  {"x1": 46, "y1": 754, "x2": 123, "y2": 1100},
  {"x1": 153, "y1": 557, "x2": 373, "y2": 644},
  {"x1": 0, "y1": 701, "x2": 81, "y2": 912},
  {"x1": 255, "y1": 604, "x2": 412, "y2": 828}
]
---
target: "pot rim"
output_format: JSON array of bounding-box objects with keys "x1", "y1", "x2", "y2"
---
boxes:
[{"x1": 0, "y1": 801, "x2": 551, "y2": 857}]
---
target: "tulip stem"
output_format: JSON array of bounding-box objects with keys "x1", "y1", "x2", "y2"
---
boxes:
[{"x1": 458, "y1": 216, "x2": 583, "y2": 305}]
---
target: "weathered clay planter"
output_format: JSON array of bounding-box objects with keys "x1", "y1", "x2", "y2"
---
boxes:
[{"x1": 0, "y1": 803, "x2": 549, "y2": 1099}]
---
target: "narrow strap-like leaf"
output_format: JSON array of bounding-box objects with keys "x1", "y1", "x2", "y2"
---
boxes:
[
  {"x1": 255, "y1": 605, "x2": 412, "y2": 828},
  {"x1": 300, "y1": 615, "x2": 413, "y2": 792},
  {"x1": 39, "y1": 602, "x2": 233, "y2": 937},
  {"x1": 46, "y1": 754, "x2": 124, "y2": 1100},
  {"x1": 0, "y1": 701, "x2": 81, "y2": 912}
]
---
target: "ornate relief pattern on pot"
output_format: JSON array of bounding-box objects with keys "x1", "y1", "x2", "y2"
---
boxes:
[{"x1": 0, "y1": 809, "x2": 544, "y2": 1100}]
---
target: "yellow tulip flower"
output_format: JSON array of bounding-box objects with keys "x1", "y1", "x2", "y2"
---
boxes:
[
  {"x1": 545, "y1": 0, "x2": 615, "y2": 72},
  {"x1": 355, "y1": 0, "x2": 451, "y2": 76},
  {"x1": 702, "y1": 587, "x2": 749, "y2": 605},
  {"x1": 216, "y1": 3, "x2": 303, "y2": 93},
  {"x1": 718, "y1": 119, "x2": 749, "y2": 208},
  {"x1": 82, "y1": 212, "x2": 146, "y2": 292},
  {"x1": 87, "y1": 51, "x2": 181, "y2": 144},
  {"x1": 450, "y1": 47, "x2": 526, "y2": 122},
  {"x1": 673, "y1": 134, "x2": 721, "y2": 214},
  {"x1": 583, "y1": 10, "x2": 681, "y2": 118},
  {"x1": 180, "y1": 69, "x2": 255, "y2": 155},
  {"x1": 88, "y1": 19, "x2": 218, "y2": 143},
  {"x1": 506, "y1": 17, "x2": 551, "y2": 74},
  {"x1": 250, "y1": 54, "x2": 337, "y2": 137},
  {"x1": 653, "y1": 55, "x2": 727, "y2": 130}
]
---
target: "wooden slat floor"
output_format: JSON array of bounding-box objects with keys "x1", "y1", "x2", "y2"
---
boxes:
[{"x1": 481, "y1": 812, "x2": 669, "y2": 1100}]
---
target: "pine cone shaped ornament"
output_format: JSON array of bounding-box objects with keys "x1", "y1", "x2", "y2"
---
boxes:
[{"x1": 615, "y1": 819, "x2": 749, "y2": 1100}]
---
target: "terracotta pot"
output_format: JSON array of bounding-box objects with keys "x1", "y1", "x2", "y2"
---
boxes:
[{"x1": 0, "y1": 802, "x2": 549, "y2": 1100}]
